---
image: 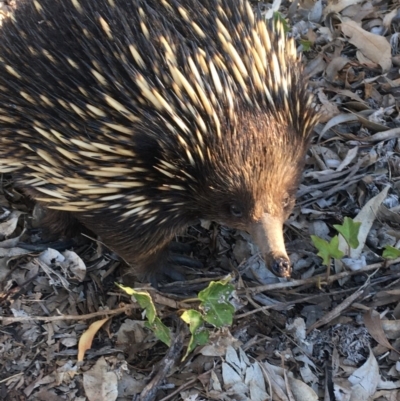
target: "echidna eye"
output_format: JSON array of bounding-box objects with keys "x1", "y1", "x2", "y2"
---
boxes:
[{"x1": 230, "y1": 204, "x2": 243, "y2": 217}]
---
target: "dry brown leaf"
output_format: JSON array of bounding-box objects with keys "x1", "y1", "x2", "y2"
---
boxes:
[
  {"x1": 317, "y1": 90, "x2": 340, "y2": 122},
  {"x1": 341, "y1": 20, "x2": 392, "y2": 72},
  {"x1": 363, "y1": 309, "x2": 398, "y2": 353},
  {"x1": 325, "y1": 56, "x2": 350, "y2": 82},
  {"x1": 381, "y1": 319, "x2": 400, "y2": 340},
  {"x1": 0, "y1": 210, "x2": 23, "y2": 237},
  {"x1": 324, "y1": 0, "x2": 364, "y2": 14},
  {"x1": 383, "y1": 9, "x2": 398, "y2": 28},
  {"x1": 318, "y1": 113, "x2": 358, "y2": 140},
  {"x1": 339, "y1": 185, "x2": 390, "y2": 259},
  {"x1": 348, "y1": 350, "x2": 380, "y2": 400},
  {"x1": 78, "y1": 317, "x2": 110, "y2": 362},
  {"x1": 373, "y1": 289, "x2": 400, "y2": 307},
  {"x1": 367, "y1": 127, "x2": 400, "y2": 142},
  {"x1": 82, "y1": 357, "x2": 118, "y2": 401}
]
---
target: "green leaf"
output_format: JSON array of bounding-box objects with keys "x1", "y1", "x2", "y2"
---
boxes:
[
  {"x1": 311, "y1": 235, "x2": 344, "y2": 266},
  {"x1": 333, "y1": 217, "x2": 361, "y2": 249},
  {"x1": 198, "y1": 282, "x2": 235, "y2": 327},
  {"x1": 181, "y1": 310, "x2": 203, "y2": 333},
  {"x1": 273, "y1": 12, "x2": 289, "y2": 34},
  {"x1": 145, "y1": 317, "x2": 171, "y2": 347},
  {"x1": 116, "y1": 284, "x2": 156, "y2": 323},
  {"x1": 382, "y1": 245, "x2": 400, "y2": 259},
  {"x1": 181, "y1": 310, "x2": 209, "y2": 360},
  {"x1": 299, "y1": 39, "x2": 312, "y2": 51},
  {"x1": 117, "y1": 284, "x2": 171, "y2": 346}
]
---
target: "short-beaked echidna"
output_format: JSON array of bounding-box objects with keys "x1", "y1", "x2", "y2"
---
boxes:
[{"x1": 0, "y1": 0, "x2": 318, "y2": 279}]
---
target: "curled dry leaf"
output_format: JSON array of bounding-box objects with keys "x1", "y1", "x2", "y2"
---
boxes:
[
  {"x1": 348, "y1": 350, "x2": 380, "y2": 400},
  {"x1": 62, "y1": 249, "x2": 86, "y2": 282},
  {"x1": 318, "y1": 114, "x2": 358, "y2": 140},
  {"x1": 0, "y1": 210, "x2": 22, "y2": 238},
  {"x1": 288, "y1": 376, "x2": 319, "y2": 401},
  {"x1": 78, "y1": 318, "x2": 110, "y2": 362}
]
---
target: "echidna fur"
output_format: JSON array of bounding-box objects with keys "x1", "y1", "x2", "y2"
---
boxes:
[{"x1": 0, "y1": 0, "x2": 318, "y2": 279}]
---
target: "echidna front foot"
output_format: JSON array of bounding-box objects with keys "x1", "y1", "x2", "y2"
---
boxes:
[
  {"x1": 132, "y1": 245, "x2": 204, "y2": 287},
  {"x1": 168, "y1": 241, "x2": 203, "y2": 269}
]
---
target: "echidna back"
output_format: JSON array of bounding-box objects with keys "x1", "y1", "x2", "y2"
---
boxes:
[{"x1": 0, "y1": 0, "x2": 317, "y2": 278}]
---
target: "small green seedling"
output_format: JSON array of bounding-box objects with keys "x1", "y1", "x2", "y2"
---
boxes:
[
  {"x1": 118, "y1": 276, "x2": 235, "y2": 358},
  {"x1": 181, "y1": 277, "x2": 235, "y2": 358},
  {"x1": 273, "y1": 12, "x2": 290, "y2": 34},
  {"x1": 311, "y1": 217, "x2": 361, "y2": 267},
  {"x1": 312, "y1": 216, "x2": 400, "y2": 270},
  {"x1": 181, "y1": 310, "x2": 209, "y2": 359},
  {"x1": 117, "y1": 285, "x2": 172, "y2": 346},
  {"x1": 311, "y1": 235, "x2": 344, "y2": 266},
  {"x1": 197, "y1": 279, "x2": 235, "y2": 327},
  {"x1": 382, "y1": 245, "x2": 400, "y2": 259},
  {"x1": 333, "y1": 217, "x2": 361, "y2": 250},
  {"x1": 299, "y1": 39, "x2": 312, "y2": 51}
]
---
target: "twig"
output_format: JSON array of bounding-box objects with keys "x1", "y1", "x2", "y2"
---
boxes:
[
  {"x1": 0, "y1": 304, "x2": 136, "y2": 324},
  {"x1": 139, "y1": 319, "x2": 187, "y2": 401},
  {"x1": 238, "y1": 257, "x2": 400, "y2": 296},
  {"x1": 0, "y1": 372, "x2": 24, "y2": 384},
  {"x1": 158, "y1": 369, "x2": 213, "y2": 401}
]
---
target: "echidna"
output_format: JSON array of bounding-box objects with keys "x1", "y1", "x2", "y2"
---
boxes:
[{"x1": 0, "y1": 0, "x2": 318, "y2": 280}]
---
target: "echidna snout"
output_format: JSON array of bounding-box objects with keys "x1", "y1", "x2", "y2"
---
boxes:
[
  {"x1": 248, "y1": 214, "x2": 292, "y2": 278},
  {"x1": 270, "y1": 257, "x2": 291, "y2": 278}
]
